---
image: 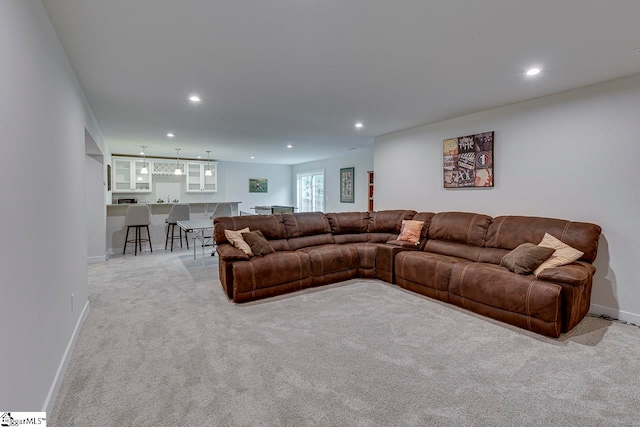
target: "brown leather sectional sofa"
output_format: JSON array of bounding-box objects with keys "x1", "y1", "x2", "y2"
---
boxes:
[{"x1": 214, "y1": 210, "x2": 601, "y2": 337}]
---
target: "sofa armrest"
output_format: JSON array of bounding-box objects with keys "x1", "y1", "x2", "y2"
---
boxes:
[
  {"x1": 376, "y1": 244, "x2": 420, "y2": 283},
  {"x1": 536, "y1": 261, "x2": 595, "y2": 287},
  {"x1": 536, "y1": 261, "x2": 596, "y2": 333},
  {"x1": 216, "y1": 243, "x2": 250, "y2": 261}
]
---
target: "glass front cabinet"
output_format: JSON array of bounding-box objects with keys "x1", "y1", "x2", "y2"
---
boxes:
[
  {"x1": 186, "y1": 162, "x2": 217, "y2": 192},
  {"x1": 112, "y1": 158, "x2": 152, "y2": 193}
]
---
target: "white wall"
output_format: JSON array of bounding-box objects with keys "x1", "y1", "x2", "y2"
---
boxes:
[
  {"x1": 375, "y1": 73, "x2": 640, "y2": 323},
  {"x1": 86, "y1": 155, "x2": 107, "y2": 262},
  {"x1": 220, "y1": 162, "x2": 293, "y2": 212},
  {"x1": 292, "y1": 149, "x2": 374, "y2": 212},
  {"x1": 0, "y1": 0, "x2": 107, "y2": 411}
]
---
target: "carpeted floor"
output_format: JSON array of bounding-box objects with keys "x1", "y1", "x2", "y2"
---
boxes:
[{"x1": 50, "y1": 249, "x2": 640, "y2": 427}]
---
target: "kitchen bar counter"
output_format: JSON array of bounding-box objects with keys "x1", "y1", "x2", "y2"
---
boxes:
[{"x1": 107, "y1": 202, "x2": 240, "y2": 254}]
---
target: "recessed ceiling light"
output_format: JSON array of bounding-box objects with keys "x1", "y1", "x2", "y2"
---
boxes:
[
  {"x1": 189, "y1": 95, "x2": 201, "y2": 103},
  {"x1": 287, "y1": 144, "x2": 293, "y2": 148},
  {"x1": 355, "y1": 122, "x2": 364, "y2": 128},
  {"x1": 166, "y1": 133, "x2": 175, "y2": 138},
  {"x1": 250, "y1": 156, "x2": 255, "y2": 159},
  {"x1": 526, "y1": 68, "x2": 541, "y2": 76},
  {"x1": 197, "y1": 156, "x2": 201, "y2": 159}
]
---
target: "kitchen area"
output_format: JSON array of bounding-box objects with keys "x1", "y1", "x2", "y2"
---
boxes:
[{"x1": 107, "y1": 155, "x2": 241, "y2": 254}]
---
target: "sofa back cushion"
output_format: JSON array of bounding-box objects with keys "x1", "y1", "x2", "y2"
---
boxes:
[
  {"x1": 412, "y1": 212, "x2": 436, "y2": 248},
  {"x1": 214, "y1": 214, "x2": 287, "y2": 244},
  {"x1": 424, "y1": 212, "x2": 492, "y2": 261},
  {"x1": 485, "y1": 216, "x2": 602, "y2": 263},
  {"x1": 326, "y1": 212, "x2": 370, "y2": 234},
  {"x1": 368, "y1": 210, "x2": 416, "y2": 233},
  {"x1": 283, "y1": 212, "x2": 335, "y2": 250},
  {"x1": 428, "y1": 212, "x2": 492, "y2": 247}
]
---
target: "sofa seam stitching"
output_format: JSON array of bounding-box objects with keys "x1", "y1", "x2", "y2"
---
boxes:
[
  {"x1": 467, "y1": 215, "x2": 478, "y2": 246},
  {"x1": 249, "y1": 261, "x2": 256, "y2": 299},
  {"x1": 525, "y1": 279, "x2": 536, "y2": 331},
  {"x1": 561, "y1": 222, "x2": 571, "y2": 242},
  {"x1": 459, "y1": 263, "x2": 471, "y2": 300},
  {"x1": 493, "y1": 217, "x2": 506, "y2": 247}
]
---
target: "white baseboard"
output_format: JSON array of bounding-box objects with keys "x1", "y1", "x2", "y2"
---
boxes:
[
  {"x1": 42, "y1": 300, "x2": 90, "y2": 414},
  {"x1": 87, "y1": 254, "x2": 106, "y2": 264},
  {"x1": 589, "y1": 303, "x2": 640, "y2": 326}
]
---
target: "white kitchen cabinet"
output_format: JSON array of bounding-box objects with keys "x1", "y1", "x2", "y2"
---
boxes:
[
  {"x1": 112, "y1": 158, "x2": 152, "y2": 193},
  {"x1": 186, "y1": 162, "x2": 217, "y2": 192}
]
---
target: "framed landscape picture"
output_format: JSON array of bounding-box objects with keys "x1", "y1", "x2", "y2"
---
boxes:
[
  {"x1": 249, "y1": 178, "x2": 268, "y2": 193},
  {"x1": 340, "y1": 167, "x2": 355, "y2": 203},
  {"x1": 443, "y1": 131, "x2": 494, "y2": 188}
]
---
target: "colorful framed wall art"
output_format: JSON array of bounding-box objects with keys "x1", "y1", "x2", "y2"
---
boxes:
[{"x1": 443, "y1": 131, "x2": 494, "y2": 188}]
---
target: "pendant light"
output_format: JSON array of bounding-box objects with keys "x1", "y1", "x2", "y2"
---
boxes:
[
  {"x1": 205, "y1": 150, "x2": 213, "y2": 176},
  {"x1": 140, "y1": 146, "x2": 149, "y2": 174},
  {"x1": 174, "y1": 148, "x2": 182, "y2": 175}
]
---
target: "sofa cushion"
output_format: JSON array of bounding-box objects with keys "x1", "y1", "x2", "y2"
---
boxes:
[
  {"x1": 425, "y1": 240, "x2": 483, "y2": 262},
  {"x1": 283, "y1": 212, "x2": 335, "y2": 250},
  {"x1": 428, "y1": 212, "x2": 492, "y2": 247},
  {"x1": 448, "y1": 262, "x2": 563, "y2": 337},
  {"x1": 224, "y1": 227, "x2": 253, "y2": 256},
  {"x1": 232, "y1": 251, "x2": 311, "y2": 293},
  {"x1": 326, "y1": 212, "x2": 369, "y2": 234},
  {"x1": 500, "y1": 243, "x2": 556, "y2": 275},
  {"x1": 485, "y1": 216, "x2": 601, "y2": 263},
  {"x1": 346, "y1": 242, "x2": 378, "y2": 270},
  {"x1": 395, "y1": 251, "x2": 468, "y2": 302},
  {"x1": 299, "y1": 244, "x2": 359, "y2": 277},
  {"x1": 397, "y1": 220, "x2": 424, "y2": 245},
  {"x1": 215, "y1": 214, "x2": 287, "y2": 243},
  {"x1": 369, "y1": 233, "x2": 397, "y2": 243},
  {"x1": 533, "y1": 233, "x2": 584, "y2": 276},
  {"x1": 242, "y1": 231, "x2": 275, "y2": 257},
  {"x1": 368, "y1": 210, "x2": 416, "y2": 233},
  {"x1": 283, "y1": 212, "x2": 331, "y2": 238}
]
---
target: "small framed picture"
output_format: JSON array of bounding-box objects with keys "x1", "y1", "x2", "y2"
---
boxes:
[
  {"x1": 249, "y1": 178, "x2": 268, "y2": 193},
  {"x1": 340, "y1": 167, "x2": 354, "y2": 203}
]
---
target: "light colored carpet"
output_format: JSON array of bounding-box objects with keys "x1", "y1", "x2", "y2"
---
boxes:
[{"x1": 50, "y1": 249, "x2": 640, "y2": 427}]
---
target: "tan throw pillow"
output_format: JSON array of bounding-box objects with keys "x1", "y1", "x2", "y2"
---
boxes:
[
  {"x1": 397, "y1": 220, "x2": 424, "y2": 245},
  {"x1": 500, "y1": 243, "x2": 556, "y2": 275},
  {"x1": 224, "y1": 227, "x2": 253, "y2": 256},
  {"x1": 241, "y1": 230, "x2": 275, "y2": 257},
  {"x1": 533, "y1": 233, "x2": 584, "y2": 276}
]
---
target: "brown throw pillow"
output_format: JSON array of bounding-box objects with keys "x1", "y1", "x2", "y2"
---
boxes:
[
  {"x1": 500, "y1": 243, "x2": 556, "y2": 275},
  {"x1": 241, "y1": 230, "x2": 275, "y2": 257}
]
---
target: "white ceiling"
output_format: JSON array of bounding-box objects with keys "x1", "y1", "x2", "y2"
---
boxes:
[{"x1": 42, "y1": 0, "x2": 640, "y2": 165}]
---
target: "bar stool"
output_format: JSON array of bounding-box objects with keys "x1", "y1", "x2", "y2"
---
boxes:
[
  {"x1": 123, "y1": 205, "x2": 152, "y2": 256},
  {"x1": 165, "y1": 204, "x2": 190, "y2": 251}
]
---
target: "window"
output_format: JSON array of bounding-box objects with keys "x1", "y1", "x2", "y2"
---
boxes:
[{"x1": 297, "y1": 169, "x2": 325, "y2": 212}]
